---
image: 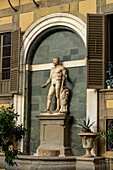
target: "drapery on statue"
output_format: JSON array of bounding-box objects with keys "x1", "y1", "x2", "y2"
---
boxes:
[{"x1": 41, "y1": 57, "x2": 69, "y2": 112}]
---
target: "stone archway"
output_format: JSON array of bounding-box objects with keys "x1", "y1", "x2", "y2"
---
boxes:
[{"x1": 15, "y1": 13, "x2": 86, "y2": 152}]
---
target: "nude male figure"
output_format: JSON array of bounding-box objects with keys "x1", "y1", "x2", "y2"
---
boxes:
[{"x1": 41, "y1": 57, "x2": 67, "y2": 112}]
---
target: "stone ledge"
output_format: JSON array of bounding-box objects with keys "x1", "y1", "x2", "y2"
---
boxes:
[
  {"x1": 76, "y1": 156, "x2": 105, "y2": 161},
  {"x1": 0, "y1": 154, "x2": 76, "y2": 170},
  {"x1": 37, "y1": 114, "x2": 72, "y2": 120},
  {"x1": 99, "y1": 89, "x2": 113, "y2": 92},
  {"x1": 0, "y1": 153, "x2": 76, "y2": 161},
  {"x1": 0, "y1": 154, "x2": 105, "y2": 170}
]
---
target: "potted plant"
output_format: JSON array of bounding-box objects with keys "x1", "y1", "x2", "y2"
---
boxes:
[
  {"x1": 106, "y1": 62, "x2": 113, "y2": 89},
  {"x1": 0, "y1": 105, "x2": 26, "y2": 167},
  {"x1": 76, "y1": 118, "x2": 97, "y2": 157},
  {"x1": 106, "y1": 75, "x2": 113, "y2": 89}
]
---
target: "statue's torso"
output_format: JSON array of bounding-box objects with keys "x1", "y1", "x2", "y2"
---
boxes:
[{"x1": 51, "y1": 65, "x2": 63, "y2": 84}]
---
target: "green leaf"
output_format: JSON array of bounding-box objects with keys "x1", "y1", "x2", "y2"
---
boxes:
[
  {"x1": 75, "y1": 125, "x2": 83, "y2": 128},
  {"x1": 0, "y1": 105, "x2": 26, "y2": 167},
  {"x1": 83, "y1": 118, "x2": 86, "y2": 126},
  {"x1": 87, "y1": 117, "x2": 90, "y2": 127},
  {"x1": 89, "y1": 121, "x2": 95, "y2": 128}
]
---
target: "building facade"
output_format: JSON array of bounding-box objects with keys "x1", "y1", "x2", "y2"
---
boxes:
[{"x1": 0, "y1": 0, "x2": 113, "y2": 159}]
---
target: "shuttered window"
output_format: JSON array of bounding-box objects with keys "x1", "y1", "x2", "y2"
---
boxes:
[
  {"x1": 0, "y1": 30, "x2": 20, "y2": 94},
  {"x1": 10, "y1": 29, "x2": 20, "y2": 94},
  {"x1": 87, "y1": 14, "x2": 106, "y2": 89}
]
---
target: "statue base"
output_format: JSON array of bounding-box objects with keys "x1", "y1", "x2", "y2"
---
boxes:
[
  {"x1": 40, "y1": 111, "x2": 67, "y2": 115},
  {"x1": 34, "y1": 112, "x2": 72, "y2": 157}
]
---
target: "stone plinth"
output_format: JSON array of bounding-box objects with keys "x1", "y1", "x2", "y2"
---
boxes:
[
  {"x1": 76, "y1": 156, "x2": 105, "y2": 170},
  {"x1": 35, "y1": 112, "x2": 72, "y2": 157}
]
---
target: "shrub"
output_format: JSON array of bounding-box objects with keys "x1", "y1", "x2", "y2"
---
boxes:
[{"x1": 0, "y1": 105, "x2": 26, "y2": 167}]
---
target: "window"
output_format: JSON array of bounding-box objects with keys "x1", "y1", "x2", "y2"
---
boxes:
[
  {"x1": 0, "y1": 33, "x2": 11, "y2": 80},
  {"x1": 106, "y1": 119, "x2": 113, "y2": 151},
  {"x1": 87, "y1": 14, "x2": 105, "y2": 89},
  {"x1": 87, "y1": 14, "x2": 113, "y2": 89},
  {"x1": 0, "y1": 29, "x2": 20, "y2": 94}
]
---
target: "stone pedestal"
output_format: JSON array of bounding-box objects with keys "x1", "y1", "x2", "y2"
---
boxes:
[
  {"x1": 76, "y1": 156, "x2": 105, "y2": 170},
  {"x1": 35, "y1": 112, "x2": 72, "y2": 157}
]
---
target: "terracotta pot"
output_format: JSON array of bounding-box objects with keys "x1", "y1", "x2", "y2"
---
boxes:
[{"x1": 78, "y1": 132, "x2": 97, "y2": 157}]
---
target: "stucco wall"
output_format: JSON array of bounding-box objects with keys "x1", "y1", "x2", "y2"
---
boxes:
[
  {"x1": 106, "y1": 0, "x2": 113, "y2": 4},
  {"x1": 0, "y1": 0, "x2": 97, "y2": 31}
]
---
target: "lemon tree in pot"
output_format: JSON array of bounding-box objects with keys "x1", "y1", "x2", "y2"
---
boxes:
[
  {"x1": 0, "y1": 105, "x2": 26, "y2": 167},
  {"x1": 76, "y1": 118, "x2": 97, "y2": 157}
]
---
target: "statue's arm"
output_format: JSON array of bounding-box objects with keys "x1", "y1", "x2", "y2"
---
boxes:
[
  {"x1": 41, "y1": 78, "x2": 51, "y2": 88},
  {"x1": 41, "y1": 71, "x2": 51, "y2": 88}
]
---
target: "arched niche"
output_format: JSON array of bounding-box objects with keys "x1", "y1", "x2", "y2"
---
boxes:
[{"x1": 16, "y1": 13, "x2": 86, "y2": 153}]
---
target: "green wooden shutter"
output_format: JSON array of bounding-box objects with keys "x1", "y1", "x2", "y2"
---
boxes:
[
  {"x1": 87, "y1": 14, "x2": 105, "y2": 89},
  {"x1": 10, "y1": 29, "x2": 20, "y2": 93}
]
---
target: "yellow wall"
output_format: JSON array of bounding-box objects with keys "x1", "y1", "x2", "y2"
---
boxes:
[
  {"x1": 20, "y1": 12, "x2": 34, "y2": 31},
  {"x1": 0, "y1": 103, "x2": 9, "y2": 108},
  {"x1": 20, "y1": 0, "x2": 33, "y2": 5},
  {"x1": 0, "y1": 0, "x2": 33, "y2": 10},
  {"x1": 0, "y1": 0, "x2": 20, "y2": 9},
  {"x1": 106, "y1": 0, "x2": 113, "y2": 4},
  {"x1": 0, "y1": 16, "x2": 12, "y2": 25},
  {"x1": 79, "y1": 0, "x2": 96, "y2": 16},
  {"x1": 10, "y1": 0, "x2": 20, "y2": 6},
  {"x1": 0, "y1": 0, "x2": 97, "y2": 31},
  {"x1": 0, "y1": 0, "x2": 9, "y2": 9},
  {"x1": 36, "y1": 4, "x2": 69, "y2": 18}
]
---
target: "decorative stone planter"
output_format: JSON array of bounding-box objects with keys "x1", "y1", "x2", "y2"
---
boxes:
[{"x1": 78, "y1": 133, "x2": 97, "y2": 157}]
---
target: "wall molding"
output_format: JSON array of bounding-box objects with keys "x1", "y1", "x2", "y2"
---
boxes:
[{"x1": 26, "y1": 59, "x2": 86, "y2": 71}]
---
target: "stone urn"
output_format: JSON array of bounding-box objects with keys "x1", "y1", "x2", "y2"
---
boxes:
[{"x1": 78, "y1": 132, "x2": 97, "y2": 157}]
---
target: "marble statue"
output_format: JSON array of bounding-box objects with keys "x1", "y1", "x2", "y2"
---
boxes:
[{"x1": 41, "y1": 57, "x2": 68, "y2": 112}]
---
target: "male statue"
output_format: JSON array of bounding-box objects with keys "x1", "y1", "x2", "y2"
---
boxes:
[{"x1": 41, "y1": 57, "x2": 67, "y2": 112}]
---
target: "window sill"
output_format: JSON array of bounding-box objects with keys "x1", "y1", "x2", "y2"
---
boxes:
[
  {"x1": 0, "y1": 93, "x2": 13, "y2": 98},
  {"x1": 1, "y1": 79, "x2": 10, "y2": 81},
  {"x1": 99, "y1": 89, "x2": 113, "y2": 92}
]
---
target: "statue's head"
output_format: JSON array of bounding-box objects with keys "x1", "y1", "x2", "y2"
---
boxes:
[{"x1": 53, "y1": 57, "x2": 59, "y2": 66}]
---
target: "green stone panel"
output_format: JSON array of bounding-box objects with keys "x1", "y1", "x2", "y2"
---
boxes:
[
  {"x1": 32, "y1": 31, "x2": 86, "y2": 65},
  {"x1": 66, "y1": 67, "x2": 86, "y2": 156},
  {"x1": 29, "y1": 66, "x2": 86, "y2": 155}
]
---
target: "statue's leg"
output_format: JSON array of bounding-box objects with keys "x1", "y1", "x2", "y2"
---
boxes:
[
  {"x1": 55, "y1": 82, "x2": 61, "y2": 111},
  {"x1": 46, "y1": 85, "x2": 55, "y2": 111}
]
